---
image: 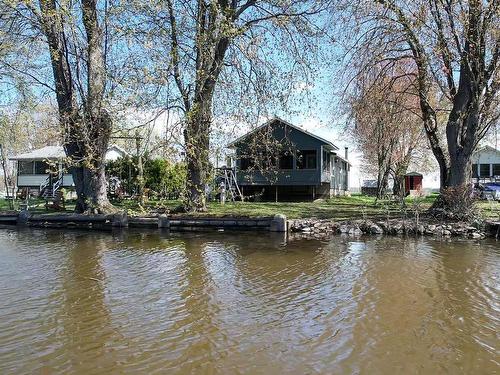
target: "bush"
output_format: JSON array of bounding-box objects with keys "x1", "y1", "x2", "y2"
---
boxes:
[
  {"x1": 106, "y1": 156, "x2": 186, "y2": 199},
  {"x1": 431, "y1": 184, "x2": 479, "y2": 222},
  {"x1": 144, "y1": 159, "x2": 186, "y2": 199}
]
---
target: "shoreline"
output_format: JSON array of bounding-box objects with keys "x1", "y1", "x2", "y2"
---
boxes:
[
  {"x1": 288, "y1": 218, "x2": 500, "y2": 240},
  {"x1": 0, "y1": 210, "x2": 498, "y2": 239}
]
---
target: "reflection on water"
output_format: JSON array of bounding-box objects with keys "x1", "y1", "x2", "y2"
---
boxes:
[{"x1": 0, "y1": 229, "x2": 498, "y2": 374}]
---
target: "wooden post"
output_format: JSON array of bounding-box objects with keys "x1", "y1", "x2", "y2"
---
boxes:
[
  {"x1": 312, "y1": 185, "x2": 315, "y2": 200},
  {"x1": 275, "y1": 185, "x2": 278, "y2": 202}
]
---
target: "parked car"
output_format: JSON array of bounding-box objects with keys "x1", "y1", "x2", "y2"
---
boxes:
[
  {"x1": 475, "y1": 183, "x2": 500, "y2": 200},
  {"x1": 484, "y1": 183, "x2": 500, "y2": 200}
]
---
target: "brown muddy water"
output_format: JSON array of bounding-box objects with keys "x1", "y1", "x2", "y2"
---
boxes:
[{"x1": 0, "y1": 228, "x2": 498, "y2": 374}]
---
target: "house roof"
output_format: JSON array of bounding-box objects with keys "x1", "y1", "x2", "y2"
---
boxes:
[
  {"x1": 9, "y1": 146, "x2": 66, "y2": 161},
  {"x1": 107, "y1": 144, "x2": 130, "y2": 157},
  {"x1": 475, "y1": 145, "x2": 500, "y2": 155},
  {"x1": 405, "y1": 171, "x2": 423, "y2": 176},
  {"x1": 362, "y1": 180, "x2": 378, "y2": 188},
  {"x1": 227, "y1": 117, "x2": 339, "y2": 150},
  {"x1": 330, "y1": 150, "x2": 351, "y2": 166},
  {"x1": 10, "y1": 144, "x2": 130, "y2": 161}
]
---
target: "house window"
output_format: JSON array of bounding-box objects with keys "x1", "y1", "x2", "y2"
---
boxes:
[
  {"x1": 479, "y1": 164, "x2": 490, "y2": 177},
  {"x1": 493, "y1": 164, "x2": 500, "y2": 176},
  {"x1": 279, "y1": 152, "x2": 294, "y2": 169},
  {"x1": 323, "y1": 151, "x2": 330, "y2": 171},
  {"x1": 472, "y1": 164, "x2": 478, "y2": 178},
  {"x1": 297, "y1": 150, "x2": 317, "y2": 169},
  {"x1": 240, "y1": 158, "x2": 253, "y2": 171},
  {"x1": 18, "y1": 161, "x2": 34, "y2": 175},
  {"x1": 34, "y1": 161, "x2": 50, "y2": 174}
]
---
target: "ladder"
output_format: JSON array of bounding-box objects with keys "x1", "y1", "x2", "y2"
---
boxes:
[{"x1": 220, "y1": 167, "x2": 242, "y2": 202}]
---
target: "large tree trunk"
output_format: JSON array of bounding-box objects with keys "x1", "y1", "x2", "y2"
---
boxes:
[
  {"x1": 392, "y1": 171, "x2": 404, "y2": 198},
  {"x1": 79, "y1": 0, "x2": 113, "y2": 213},
  {"x1": 376, "y1": 165, "x2": 390, "y2": 199},
  {"x1": 184, "y1": 101, "x2": 211, "y2": 212},
  {"x1": 65, "y1": 114, "x2": 113, "y2": 213}
]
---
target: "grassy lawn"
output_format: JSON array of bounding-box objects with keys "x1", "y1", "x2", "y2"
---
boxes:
[
  {"x1": 1, "y1": 193, "x2": 499, "y2": 221},
  {"x1": 0, "y1": 198, "x2": 76, "y2": 213}
]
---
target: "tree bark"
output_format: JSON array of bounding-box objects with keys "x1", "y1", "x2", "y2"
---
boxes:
[
  {"x1": 376, "y1": 166, "x2": 390, "y2": 199},
  {"x1": 184, "y1": 100, "x2": 211, "y2": 212}
]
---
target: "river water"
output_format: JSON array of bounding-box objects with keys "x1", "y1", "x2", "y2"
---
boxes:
[{"x1": 0, "y1": 228, "x2": 498, "y2": 374}]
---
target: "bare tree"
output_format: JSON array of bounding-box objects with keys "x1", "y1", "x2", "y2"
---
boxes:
[
  {"x1": 349, "y1": 61, "x2": 424, "y2": 199},
  {"x1": 335, "y1": 0, "x2": 499, "y2": 211}
]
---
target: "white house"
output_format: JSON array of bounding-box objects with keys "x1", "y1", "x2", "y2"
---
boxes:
[
  {"x1": 471, "y1": 145, "x2": 500, "y2": 181},
  {"x1": 10, "y1": 145, "x2": 129, "y2": 193}
]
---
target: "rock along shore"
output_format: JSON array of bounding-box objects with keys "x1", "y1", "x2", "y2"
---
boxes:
[{"x1": 288, "y1": 218, "x2": 499, "y2": 240}]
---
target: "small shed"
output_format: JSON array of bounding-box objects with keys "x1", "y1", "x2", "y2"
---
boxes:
[
  {"x1": 404, "y1": 172, "x2": 423, "y2": 196},
  {"x1": 361, "y1": 180, "x2": 378, "y2": 196}
]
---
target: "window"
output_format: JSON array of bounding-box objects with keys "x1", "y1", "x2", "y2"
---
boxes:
[
  {"x1": 18, "y1": 161, "x2": 34, "y2": 175},
  {"x1": 279, "y1": 152, "x2": 294, "y2": 169},
  {"x1": 240, "y1": 158, "x2": 253, "y2": 171},
  {"x1": 323, "y1": 151, "x2": 330, "y2": 171},
  {"x1": 297, "y1": 150, "x2": 317, "y2": 169},
  {"x1": 480, "y1": 164, "x2": 490, "y2": 177},
  {"x1": 34, "y1": 161, "x2": 50, "y2": 174},
  {"x1": 471, "y1": 164, "x2": 478, "y2": 178},
  {"x1": 493, "y1": 164, "x2": 500, "y2": 176}
]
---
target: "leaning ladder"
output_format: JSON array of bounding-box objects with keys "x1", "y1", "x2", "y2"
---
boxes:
[{"x1": 223, "y1": 168, "x2": 242, "y2": 202}]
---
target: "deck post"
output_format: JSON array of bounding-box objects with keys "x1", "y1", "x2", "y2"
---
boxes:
[
  {"x1": 17, "y1": 210, "x2": 31, "y2": 226},
  {"x1": 270, "y1": 214, "x2": 287, "y2": 232},
  {"x1": 275, "y1": 186, "x2": 278, "y2": 202},
  {"x1": 112, "y1": 212, "x2": 128, "y2": 227},
  {"x1": 158, "y1": 215, "x2": 170, "y2": 229}
]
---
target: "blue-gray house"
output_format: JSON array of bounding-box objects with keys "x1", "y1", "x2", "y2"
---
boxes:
[{"x1": 227, "y1": 118, "x2": 350, "y2": 201}]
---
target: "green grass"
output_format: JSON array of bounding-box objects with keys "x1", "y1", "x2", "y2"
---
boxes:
[
  {"x1": 0, "y1": 197, "x2": 76, "y2": 213},
  {"x1": 115, "y1": 194, "x2": 440, "y2": 220},
  {"x1": 1, "y1": 193, "x2": 499, "y2": 221}
]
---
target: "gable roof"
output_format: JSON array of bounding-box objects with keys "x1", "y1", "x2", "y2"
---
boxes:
[
  {"x1": 10, "y1": 144, "x2": 130, "y2": 161},
  {"x1": 475, "y1": 145, "x2": 500, "y2": 155},
  {"x1": 9, "y1": 146, "x2": 66, "y2": 161},
  {"x1": 107, "y1": 144, "x2": 130, "y2": 157},
  {"x1": 227, "y1": 117, "x2": 339, "y2": 150}
]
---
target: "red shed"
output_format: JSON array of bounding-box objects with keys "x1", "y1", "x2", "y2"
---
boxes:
[{"x1": 404, "y1": 172, "x2": 423, "y2": 196}]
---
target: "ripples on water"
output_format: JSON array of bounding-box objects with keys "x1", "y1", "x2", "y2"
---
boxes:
[{"x1": 0, "y1": 228, "x2": 498, "y2": 374}]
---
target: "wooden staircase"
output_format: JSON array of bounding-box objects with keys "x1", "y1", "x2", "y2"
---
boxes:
[{"x1": 40, "y1": 173, "x2": 65, "y2": 211}]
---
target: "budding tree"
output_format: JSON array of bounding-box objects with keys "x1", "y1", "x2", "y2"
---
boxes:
[
  {"x1": 335, "y1": 0, "x2": 499, "y2": 210},
  {"x1": 118, "y1": 0, "x2": 328, "y2": 212},
  {"x1": 1, "y1": 0, "x2": 116, "y2": 213}
]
